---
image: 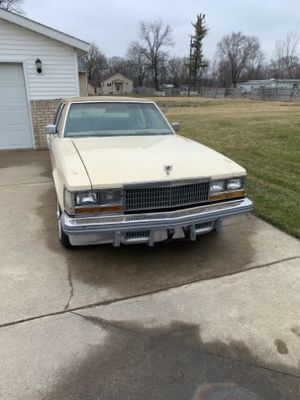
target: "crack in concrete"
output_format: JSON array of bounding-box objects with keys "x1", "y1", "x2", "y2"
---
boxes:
[
  {"x1": 64, "y1": 264, "x2": 74, "y2": 311},
  {"x1": 1, "y1": 254, "x2": 300, "y2": 330},
  {"x1": 70, "y1": 311, "x2": 300, "y2": 382}
]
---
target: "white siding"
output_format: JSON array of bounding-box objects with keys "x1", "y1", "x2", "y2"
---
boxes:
[{"x1": 0, "y1": 18, "x2": 79, "y2": 100}]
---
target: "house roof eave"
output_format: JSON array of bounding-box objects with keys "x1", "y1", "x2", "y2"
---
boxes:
[{"x1": 0, "y1": 8, "x2": 90, "y2": 52}]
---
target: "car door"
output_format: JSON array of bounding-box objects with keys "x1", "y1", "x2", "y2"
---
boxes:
[
  {"x1": 49, "y1": 103, "x2": 69, "y2": 207},
  {"x1": 48, "y1": 103, "x2": 68, "y2": 167}
]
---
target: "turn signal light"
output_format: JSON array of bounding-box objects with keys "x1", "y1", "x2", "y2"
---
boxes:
[
  {"x1": 209, "y1": 190, "x2": 245, "y2": 202},
  {"x1": 74, "y1": 205, "x2": 124, "y2": 215}
]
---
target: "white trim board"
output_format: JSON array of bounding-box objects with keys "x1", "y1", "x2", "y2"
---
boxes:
[{"x1": 0, "y1": 8, "x2": 90, "y2": 52}]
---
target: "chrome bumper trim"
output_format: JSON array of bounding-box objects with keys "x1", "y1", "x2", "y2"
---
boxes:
[{"x1": 61, "y1": 198, "x2": 253, "y2": 246}]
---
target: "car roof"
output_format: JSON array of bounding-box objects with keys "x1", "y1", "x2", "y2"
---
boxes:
[{"x1": 62, "y1": 96, "x2": 155, "y2": 104}]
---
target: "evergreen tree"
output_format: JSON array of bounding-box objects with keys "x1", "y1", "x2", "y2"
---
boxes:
[{"x1": 190, "y1": 14, "x2": 208, "y2": 91}]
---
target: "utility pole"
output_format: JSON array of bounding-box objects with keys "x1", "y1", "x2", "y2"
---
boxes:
[{"x1": 188, "y1": 36, "x2": 194, "y2": 97}]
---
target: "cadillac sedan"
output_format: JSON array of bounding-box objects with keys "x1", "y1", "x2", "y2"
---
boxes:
[{"x1": 46, "y1": 97, "x2": 253, "y2": 248}]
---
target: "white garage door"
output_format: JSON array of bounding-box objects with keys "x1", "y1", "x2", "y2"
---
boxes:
[{"x1": 0, "y1": 63, "x2": 33, "y2": 149}]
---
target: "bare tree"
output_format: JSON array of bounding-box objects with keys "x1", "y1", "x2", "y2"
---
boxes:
[
  {"x1": 206, "y1": 58, "x2": 219, "y2": 87},
  {"x1": 216, "y1": 32, "x2": 263, "y2": 87},
  {"x1": 167, "y1": 57, "x2": 189, "y2": 88},
  {"x1": 126, "y1": 42, "x2": 148, "y2": 87},
  {"x1": 0, "y1": 0, "x2": 24, "y2": 13},
  {"x1": 107, "y1": 56, "x2": 130, "y2": 77},
  {"x1": 269, "y1": 30, "x2": 300, "y2": 78},
  {"x1": 139, "y1": 19, "x2": 173, "y2": 90},
  {"x1": 86, "y1": 42, "x2": 108, "y2": 88}
]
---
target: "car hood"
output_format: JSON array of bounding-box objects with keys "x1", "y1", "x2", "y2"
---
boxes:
[{"x1": 72, "y1": 135, "x2": 246, "y2": 189}]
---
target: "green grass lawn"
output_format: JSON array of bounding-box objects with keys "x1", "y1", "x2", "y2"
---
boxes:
[{"x1": 156, "y1": 97, "x2": 300, "y2": 239}]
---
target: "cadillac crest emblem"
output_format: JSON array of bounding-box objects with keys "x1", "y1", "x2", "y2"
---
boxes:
[{"x1": 164, "y1": 164, "x2": 173, "y2": 175}]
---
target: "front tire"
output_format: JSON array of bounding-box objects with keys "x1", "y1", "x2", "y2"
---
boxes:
[{"x1": 57, "y1": 203, "x2": 72, "y2": 249}]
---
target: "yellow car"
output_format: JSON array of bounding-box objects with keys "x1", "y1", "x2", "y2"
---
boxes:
[{"x1": 46, "y1": 97, "x2": 253, "y2": 248}]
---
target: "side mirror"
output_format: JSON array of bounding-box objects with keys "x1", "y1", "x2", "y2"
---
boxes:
[
  {"x1": 171, "y1": 122, "x2": 180, "y2": 132},
  {"x1": 45, "y1": 124, "x2": 57, "y2": 135}
]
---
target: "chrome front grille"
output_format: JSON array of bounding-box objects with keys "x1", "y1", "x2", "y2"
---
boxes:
[{"x1": 124, "y1": 181, "x2": 209, "y2": 212}]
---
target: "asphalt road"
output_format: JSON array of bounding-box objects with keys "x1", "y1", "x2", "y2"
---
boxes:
[{"x1": 0, "y1": 150, "x2": 300, "y2": 400}]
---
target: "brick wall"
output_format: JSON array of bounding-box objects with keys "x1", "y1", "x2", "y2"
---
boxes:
[{"x1": 30, "y1": 99, "x2": 61, "y2": 148}]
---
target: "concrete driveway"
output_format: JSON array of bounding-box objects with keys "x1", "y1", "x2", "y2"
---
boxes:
[{"x1": 0, "y1": 149, "x2": 300, "y2": 399}]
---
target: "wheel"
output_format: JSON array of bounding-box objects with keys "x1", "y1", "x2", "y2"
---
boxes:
[{"x1": 57, "y1": 203, "x2": 72, "y2": 249}]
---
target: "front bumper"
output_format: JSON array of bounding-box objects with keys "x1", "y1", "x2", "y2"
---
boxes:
[{"x1": 61, "y1": 197, "x2": 253, "y2": 246}]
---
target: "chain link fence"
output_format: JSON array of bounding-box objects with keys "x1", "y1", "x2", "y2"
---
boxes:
[
  {"x1": 245, "y1": 87, "x2": 300, "y2": 102},
  {"x1": 200, "y1": 87, "x2": 300, "y2": 102},
  {"x1": 136, "y1": 86, "x2": 300, "y2": 102},
  {"x1": 197, "y1": 87, "x2": 300, "y2": 102}
]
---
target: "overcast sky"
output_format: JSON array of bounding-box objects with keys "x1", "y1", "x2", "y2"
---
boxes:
[{"x1": 25, "y1": 0, "x2": 300, "y2": 61}]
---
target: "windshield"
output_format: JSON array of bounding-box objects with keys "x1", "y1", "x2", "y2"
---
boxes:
[{"x1": 64, "y1": 102, "x2": 173, "y2": 137}]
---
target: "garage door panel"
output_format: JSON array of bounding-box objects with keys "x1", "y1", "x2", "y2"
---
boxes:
[
  {"x1": 0, "y1": 131, "x2": 31, "y2": 148},
  {"x1": 0, "y1": 90, "x2": 28, "y2": 104},
  {"x1": 0, "y1": 64, "x2": 33, "y2": 149},
  {"x1": 0, "y1": 108, "x2": 31, "y2": 125},
  {"x1": 0, "y1": 63, "x2": 26, "y2": 81}
]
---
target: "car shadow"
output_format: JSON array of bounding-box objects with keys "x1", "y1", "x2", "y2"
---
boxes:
[{"x1": 40, "y1": 319, "x2": 299, "y2": 400}]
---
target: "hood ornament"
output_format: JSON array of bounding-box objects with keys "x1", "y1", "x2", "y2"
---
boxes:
[{"x1": 164, "y1": 164, "x2": 173, "y2": 176}]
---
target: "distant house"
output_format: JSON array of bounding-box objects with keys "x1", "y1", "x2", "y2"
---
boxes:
[
  {"x1": 88, "y1": 73, "x2": 133, "y2": 96},
  {"x1": 239, "y1": 79, "x2": 300, "y2": 93},
  {"x1": 102, "y1": 73, "x2": 133, "y2": 95}
]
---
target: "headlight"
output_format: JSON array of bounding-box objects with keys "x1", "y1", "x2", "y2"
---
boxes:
[
  {"x1": 64, "y1": 188, "x2": 124, "y2": 215},
  {"x1": 100, "y1": 189, "x2": 123, "y2": 205},
  {"x1": 75, "y1": 192, "x2": 98, "y2": 206},
  {"x1": 209, "y1": 180, "x2": 226, "y2": 194},
  {"x1": 227, "y1": 178, "x2": 244, "y2": 191}
]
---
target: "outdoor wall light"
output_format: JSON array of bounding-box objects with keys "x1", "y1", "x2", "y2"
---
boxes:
[{"x1": 35, "y1": 58, "x2": 42, "y2": 74}]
